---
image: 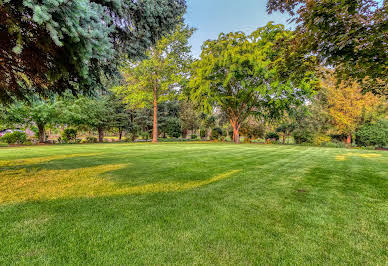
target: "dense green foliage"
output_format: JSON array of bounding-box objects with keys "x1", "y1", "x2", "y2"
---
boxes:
[
  {"x1": 1, "y1": 98, "x2": 58, "y2": 142},
  {"x1": 267, "y1": 0, "x2": 388, "y2": 95},
  {"x1": 0, "y1": 0, "x2": 186, "y2": 102},
  {"x1": 165, "y1": 117, "x2": 182, "y2": 138},
  {"x1": 265, "y1": 132, "x2": 279, "y2": 141},
  {"x1": 62, "y1": 128, "x2": 77, "y2": 143},
  {"x1": 0, "y1": 131, "x2": 27, "y2": 144},
  {"x1": 190, "y1": 23, "x2": 317, "y2": 143},
  {"x1": 293, "y1": 129, "x2": 313, "y2": 144},
  {"x1": 116, "y1": 23, "x2": 194, "y2": 142},
  {"x1": 210, "y1": 127, "x2": 223, "y2": 140},
  {"x1": 0, "y1": 143, "x2": 387, "y2": 264},
  {"x1": 356, "y1": 120, "x2": 388, "y2": 147}
]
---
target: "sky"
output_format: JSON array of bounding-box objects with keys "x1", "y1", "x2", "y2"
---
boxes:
[{"x1": 184, "y1": 0, "x2": 292, "y2": 57}]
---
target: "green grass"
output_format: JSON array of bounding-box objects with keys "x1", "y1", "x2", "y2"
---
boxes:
[{"x1": 0, "y1": 143, "x2": 387, "y2": 264}]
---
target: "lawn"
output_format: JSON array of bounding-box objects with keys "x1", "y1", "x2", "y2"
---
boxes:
[{"x1": 0, "y1": 143, "x2": 387, "y2": 264}]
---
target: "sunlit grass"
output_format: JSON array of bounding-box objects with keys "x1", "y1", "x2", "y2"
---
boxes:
[
  {"x1": 335, "y1": 152, "x2": 382, "y2": 161},
  {"x1": 0, "y1": 155, "x2": 240, "y2": 204},
  {"x1": 0, "y1": 143, "x2": 387, "y2": 264}
]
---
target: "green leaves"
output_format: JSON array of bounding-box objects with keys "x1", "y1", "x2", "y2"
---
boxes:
[
  {"x1": 266, "y1": 0, "x2": 387, "y2": 96},
  {"x1": 0, "y1": 0, "x2": 186, "y2": 102},
  {"x1": 115, "y1": 23, "x2": 194, "y2": 108},
  {"x1": 191, "y1": 23, "x2": 316, "y2": 120},
  {"x1": 189, "y1": 23, "x2": 317, "y2": 142}
]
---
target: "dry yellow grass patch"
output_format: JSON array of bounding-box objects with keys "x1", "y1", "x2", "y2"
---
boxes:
[
  {"x1": 114, "y1": 169, "x2": 241, "y2": 195},
  {"x1": 0, "y1": 160, "x2": 240, "y2": 204},
  {"x1": 335, "y1": 153, "x2": 382, "y2": 161},
  {"x1": 0, "y1": 153, "x2": 101, "y2": 168},
  {"x1": 0, "y1": 164, "x2": 127, "y2": 204}
]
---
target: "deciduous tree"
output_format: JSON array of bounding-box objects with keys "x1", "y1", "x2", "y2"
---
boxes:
[
  {"x1": 322, "y1": 73, "x2": 382, "y2": 143},
  {"x1": 190, "y1": 23, "x2": 317, "y2": 143},
  {"x1": 267, "y1": 0, "x2": 388, "y2": 96},
  {"x1": 115, "y1": 24, "x2": 194, "y2": 142},
  {"x1": 1, "y1": 98, "x2": 58, "y2": 142}
]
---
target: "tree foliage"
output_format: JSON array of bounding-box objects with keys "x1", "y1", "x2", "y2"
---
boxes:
[
  {"x1": 322, "y1": 72, "x2": 382, "y2": 143},
  {"x1": 0, "y1": 0, "x2": 186, "y2": 102},
  {"x1": 115, "y1": 23, "x2": 194, "y2": 142},
  {"x1": 1, "y1": 97, "x2": 58, "y2": 142},
  {"x1": 267, "y1": 0, "x2": 388, "y2": 96},
  {"x1": 356, "y1": 120, "x2": 388, "y2": 147},
  {"x1": 190, "y1": 23, "x2": 317, "y2": 143}
]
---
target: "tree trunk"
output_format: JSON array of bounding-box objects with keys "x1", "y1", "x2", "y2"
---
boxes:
[
  {"x1": 152, "y1": 88, "x2": 158, "y2": 143},
  {"x1": 346, "y1": 133, "x2": 352, "y2": 144},
  {"x1": 118, "y1": 129, "x2": 123, "y2": 141},
  {"x1": 38, "y1": 124, "x2": 45, "y2": 143},
  {"x1": 282, "y1": 133, "x2": 286, "y2": 145},
  {"x1": 98, "y1": 128, "x2": 104, "y2": 143},
  {"x1": 231, "y1": 119, "x2": 240, "y2": 144},
  {"x1": 182, "y1": 129, "x2": 188, "y2": 139}
]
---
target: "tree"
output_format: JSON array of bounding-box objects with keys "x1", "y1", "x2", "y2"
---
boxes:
[
  {"x1": 179, "y1": 100, "x2": 200, "y2": 137},
  {"x1": 356, "y1": 120, "x2": 388, "y2": 148},
  {"x1": 198, "y1": 113, "x2": 216, "y2": 140},
  {"x1": 190, "y1": 23, "x2": 317, "y2": 143},
  {"x1": 240, "y1": 117, "x2": 265, "y2": 141},
  {"x1": 158, "y1": 101, "x2": 180, "y2": 138},
  {"x1": 1, "y1": 98, "x2": 58, "y2": 142},
  {"x1": 276, "y1": 121, "x2": 295, "y2": 144},
  {"x1": 322, "y1": 73, "x2": 382, "y2": 144},
  {"x1": 107, "y1": 95, "x2": 134, "y2": 141},
  {"x1": 115, "y1": 24, "x2": 194, "y2": 142},
  {"x1": 166, "y1": 117, "x2": 182, "y2": 138},
  {"x1": 0, "y1": 0, "x2": 186, "y2": 102},
  {"x1": 61, "y1": 95, "x2": 114, "y2": 143},
  {"x1": 267, "y1": 0, "x2": 388, "y2": 96}
]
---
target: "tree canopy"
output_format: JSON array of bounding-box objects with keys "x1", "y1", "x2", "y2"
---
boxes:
[
  {"x1": 322, "y1": 73, "x2": 383, "y2": 143},
  {"x1": 0, "y1": 0, "x2": 186, "y2": 102},
  {"x1": 189, "y1": 23, "x2": 317, "y2": 143},
  {"x1": 115, "y1": 23, "x2": 194, "y2": 142},
  {"x1": 267, "y1": 0, "x2": 388, "y2": 96}
]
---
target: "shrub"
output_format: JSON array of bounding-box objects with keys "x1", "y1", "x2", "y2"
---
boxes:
[
  {"x1": 0, "y1": 131, "x2": 27, "y2": 144},
  {"x1": 265, "y1": 132, "x2": 279, "y2": 141},
  {"x1": 243, "y1": 137, "x2": 251, "y2": 143},
  {"x1": 190, "y1": 134, "x2": 197, "y2": 140},
  {"x1": 140, "y1": 132, "x2": 150, "y2": 140},
  {"x1": 329, "y1": 133, "x2": 347, "y2": 143},
  {"x1": 313, "y1": 134, "x2": 331, "y2": 146},
  {"x1": 293, "y1": 130, "x2": 313, "y2": 144},
  {"x1": 166, "y1": 118, "x2": 182, "y2": 138},
  {"x1": 241, "y1": 121, "x2": 265, "y2": 140},
  {"x1": 200, "y1": 129, "x2": 207, "y2": 139},
  {"x1": 211, "y1": 127, "x2": 223, "y2": 140},
  {"x1": 30, "y1": 126, "x2": 39, "y2": 139},
  {"x1": 62, "y1": 128, "x2": 77, "y2": 143},
  {"x1": 251, "y1": 138, "x2": 265, "y2": 144},
  {"x1": 86, "y1": 136, "x2": 98, "y2": 143},
  {"x1": 323, "y1": 141, "x2": 346, "y2": 148},
  {"x1": 356, "y1": 120, "x2": 388, "y2": 148}
]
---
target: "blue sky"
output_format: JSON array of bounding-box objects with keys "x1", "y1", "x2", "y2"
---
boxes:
[{"x1": 184, "y1": 0, "x2": 292, "y2": 57}]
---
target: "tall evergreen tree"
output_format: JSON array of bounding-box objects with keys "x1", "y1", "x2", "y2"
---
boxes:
[{"x1": 0, "y1": 0, "x2": 186, "y2": 102}]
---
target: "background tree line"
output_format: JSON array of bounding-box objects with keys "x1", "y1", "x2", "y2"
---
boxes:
[{"x1": 0, "y1": 0, "x2": 387, "y2": 147}]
